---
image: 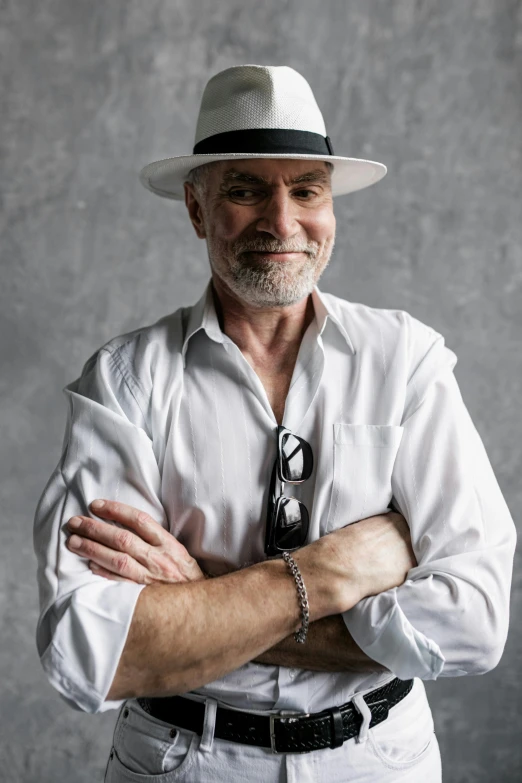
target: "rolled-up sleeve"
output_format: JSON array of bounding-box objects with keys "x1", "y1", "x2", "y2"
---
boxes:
[
  {"x1": 343, "y1": 325, "x2": 517, "y2": 680},
  {"x1": 34, "y1": 341, "x2": 164, "y2": 713}
]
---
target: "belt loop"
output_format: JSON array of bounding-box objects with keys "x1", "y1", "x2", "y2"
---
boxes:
[
  {"x1": 351, "y1": 693, "x2": 372, "y2": 744},
  {"x1": 199, "y1": 698, "x2": 217, "y2": 752},
  {"x1": 329, "y1": 706, "x2": 344, "y2": 749}
]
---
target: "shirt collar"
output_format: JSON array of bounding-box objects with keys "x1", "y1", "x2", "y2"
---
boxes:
[
  {"x1": 181, "y1": 281, "x2": 228, "y2": 368},
  {"x1": 181, "y1": 279, "x2": 355, "y2": 367},
  {"x1": 310, "y1": 285, "x2": 355, "y2": 354}
]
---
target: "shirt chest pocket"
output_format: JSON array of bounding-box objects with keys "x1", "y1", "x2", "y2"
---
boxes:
[{"x1": 325, "y1": 423, "x2": 404, "y2": 532}]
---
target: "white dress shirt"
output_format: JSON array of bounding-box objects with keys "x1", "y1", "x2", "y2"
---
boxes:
[{"x1": 34, "y1": 279, "x2": 516, "y2": 714}]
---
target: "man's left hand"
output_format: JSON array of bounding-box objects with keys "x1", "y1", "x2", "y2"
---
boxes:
[{"x1": 66, "y1": 499, "x2": 206, "y2": 584}]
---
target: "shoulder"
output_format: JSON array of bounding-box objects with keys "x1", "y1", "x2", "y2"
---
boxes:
[
  {"x1": 72, "y1": 305, "x2": 189, "y2": 417},
  {"x1": 320, "y1": 290, "x2": 458, "y2": 410},
  {"x1": 321, "y1": 290, "x2": 441, "y2": 353},
  {"x1": 97, "y1": 306, "x2": 187, "y2": 382}
]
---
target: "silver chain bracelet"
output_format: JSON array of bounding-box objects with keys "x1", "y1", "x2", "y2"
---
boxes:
[{"x1": 282, "y1": 551, "x2": 310, "y2": 644}]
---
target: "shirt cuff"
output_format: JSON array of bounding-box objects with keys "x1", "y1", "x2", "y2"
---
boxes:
[
  {"x1": 39, "y1": 579, "x2": 146, "y2": 713},
  {"x1": 342, "y1": 588, "x2": 446, "y2": 680}
]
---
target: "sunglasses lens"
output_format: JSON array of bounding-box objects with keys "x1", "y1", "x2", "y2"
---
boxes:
[
  {"x1": 280, "y1": 433, "x2": 313, "y2": 482},
  {"x1": 273, "y1": 497, "x2": 309, "y2": 551}
]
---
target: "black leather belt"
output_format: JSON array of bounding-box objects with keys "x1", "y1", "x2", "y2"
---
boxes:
[{"x1": 137, "y1": 677, "x2": 413, "y2": 754}]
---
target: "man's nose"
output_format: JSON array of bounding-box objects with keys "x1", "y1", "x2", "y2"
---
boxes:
[{"x1": 256, "y1": 191, "x2": 299, "y2": 241}]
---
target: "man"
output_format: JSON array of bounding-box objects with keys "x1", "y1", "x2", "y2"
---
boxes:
[{"x1": 34, "y1": 65, "x2": 516, "y2": 782}]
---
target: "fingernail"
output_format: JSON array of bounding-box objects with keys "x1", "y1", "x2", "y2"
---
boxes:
[
  {"x1": 91, "y1": 499, "x2": 105, "y2": 510},
  {"x1": 68, "y1": 535, "x2": 81, "y2": 549},
  {"x1": 68, "y1": 517, "x2": 81, "y2": 530}
]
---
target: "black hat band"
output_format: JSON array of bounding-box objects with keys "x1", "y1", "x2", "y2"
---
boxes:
[{"x1": 193, "y1": 128, "x2": 334, "y2": 156}]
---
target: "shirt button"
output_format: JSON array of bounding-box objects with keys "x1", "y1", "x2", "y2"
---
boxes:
[{"x1": 289, "y1": 669, "x2": 297, "y2": 679}]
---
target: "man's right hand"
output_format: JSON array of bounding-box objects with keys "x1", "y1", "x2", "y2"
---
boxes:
[
  {"x1": 294, "y1": 511, "x2": 417, "y2": 616},
  {"x1": 66, "y1": 500, "x2": 206, "y2": 585}
]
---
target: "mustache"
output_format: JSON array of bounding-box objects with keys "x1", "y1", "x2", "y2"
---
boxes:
[{"x1": 232, "y1": 238, "x2": 319, "y2": 256}]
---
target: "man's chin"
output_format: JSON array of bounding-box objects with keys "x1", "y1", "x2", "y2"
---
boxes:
[
  {"x1": 244, "y1": 293, "x2": 309, "y2": 308},
  {"x1": 227, "y1": 278, "x2": 315, "y2": 308},
  {"x1": 209, "y1": 247, "x2": 332, "y2": 307}
]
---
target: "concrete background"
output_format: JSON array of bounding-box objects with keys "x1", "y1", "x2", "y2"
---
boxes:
[{"x1": 1, "y1": 0, "x2": 521, "y2": 780}]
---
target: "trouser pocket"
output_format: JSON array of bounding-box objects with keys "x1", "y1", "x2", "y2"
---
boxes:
[
  {"x1": 368, "y1": 678, "x2": 436, "y2": 771},
  {"x1": 105, "y1": 700, "x2": 199, "y2": 781}
]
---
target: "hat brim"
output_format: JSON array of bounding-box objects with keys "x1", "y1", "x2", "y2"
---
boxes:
[{"x1": 139, "y1": 153, "x2": 386, "y2": 200}]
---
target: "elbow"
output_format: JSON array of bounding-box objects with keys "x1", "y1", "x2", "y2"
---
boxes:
[
  {"x1": 36, "y1": 580, "x2": 145, "y2": 713},
  {"x1": 461, "y1": 637, "x2": 507, "y2": 677},
  {"x1": 38, "y1": 638, "x2": 103, "y2": 713},
  {"x1": 441, "y1": 603, "x2": 510, "y2": 678},
  {"x1": 36, "y1": 616, "x2": 91, "y2": 713},
  {"x1": 465, "y1": 579, "x2": 512, "y2": 676},
  {"x1": 445, "y1": 550, "x2": 515, "y2": 678}
]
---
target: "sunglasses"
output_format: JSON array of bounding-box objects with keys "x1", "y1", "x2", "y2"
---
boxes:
[{"x1": 264, "y1": 425, "x2": 314, "y2": 556}]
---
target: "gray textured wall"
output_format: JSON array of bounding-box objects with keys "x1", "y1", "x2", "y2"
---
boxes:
[{"x1": 2, "y1": 1, "x2": 521, "y2": 781}]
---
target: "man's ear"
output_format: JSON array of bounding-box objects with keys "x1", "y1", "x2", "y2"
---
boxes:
[{"x1": 184, "y1": 182, "x2": 207, "y2": 239}]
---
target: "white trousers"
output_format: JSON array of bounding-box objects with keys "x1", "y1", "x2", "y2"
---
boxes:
[{"x1": 104, "y1": 678, "x2": 442, "y2": 782}]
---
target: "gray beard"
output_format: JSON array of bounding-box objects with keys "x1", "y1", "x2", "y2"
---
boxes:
[{"x1": 207, "y1": 236, "x2": 335, "y2": 307}]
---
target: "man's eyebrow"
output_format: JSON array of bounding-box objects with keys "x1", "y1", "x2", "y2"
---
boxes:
[
  {"x1": 220, "y1": 170, "x2": 271, "y2": 186},
  {"x1": 219, "y1": 168, "x2": 331, "y2": 187},
  {"x1": 288, "y1": 170, "x2": 330, "y2": 185}
]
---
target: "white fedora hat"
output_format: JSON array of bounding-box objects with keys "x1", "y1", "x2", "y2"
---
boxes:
[{"x1": 139, "y1": 64, "x2": 387, "y2": 200}]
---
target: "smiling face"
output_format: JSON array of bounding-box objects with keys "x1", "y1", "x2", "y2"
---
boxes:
[{"x1": 184, "y1": 158, "x2": 336, "y2": 308}]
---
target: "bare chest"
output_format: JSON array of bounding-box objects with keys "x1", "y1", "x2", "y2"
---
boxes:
[
  {"x1": 240, "y1": 343, "x2": 300, "y2": 425},
  {"x1": 254, "y1": 369, "x2": 293, "y2": 425}
]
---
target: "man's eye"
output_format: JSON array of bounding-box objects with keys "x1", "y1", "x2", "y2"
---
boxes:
[
  {"x1": 229, "y1": 189, "x2": 260, "y2": 200},
  {"x1": 293, "y1": 189, "x2": 317, "y2": 199}
]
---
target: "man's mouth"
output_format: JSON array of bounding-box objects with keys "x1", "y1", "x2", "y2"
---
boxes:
[{"x1": 242, "y1": 250, "x2": 308, "y2": 262}]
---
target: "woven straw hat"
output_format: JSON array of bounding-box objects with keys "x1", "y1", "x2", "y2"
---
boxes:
[{"x1": 139, "y1": 64, "x2": 386, "y2": 200}]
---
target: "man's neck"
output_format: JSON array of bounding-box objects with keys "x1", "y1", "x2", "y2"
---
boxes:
[{"x1": 210, "y1": 275, "x2": 316, "y2": 363}]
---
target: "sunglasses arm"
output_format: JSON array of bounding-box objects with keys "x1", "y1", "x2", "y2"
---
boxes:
[{"x1": 265, "y1": 457, "x2": 288, "y2": 555}]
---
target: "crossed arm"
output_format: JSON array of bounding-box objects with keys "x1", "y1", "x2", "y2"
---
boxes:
[
  {"x1": 254, "y1": 614, "x2": 384, "y2": 672},
  {"x1": 65, "y1": 499, "x2": 410, "y2": 696}
]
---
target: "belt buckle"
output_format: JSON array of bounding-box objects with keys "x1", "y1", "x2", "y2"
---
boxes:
[{"x1": 270, "y1": 712, "x2": 310, "y2": 753}]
